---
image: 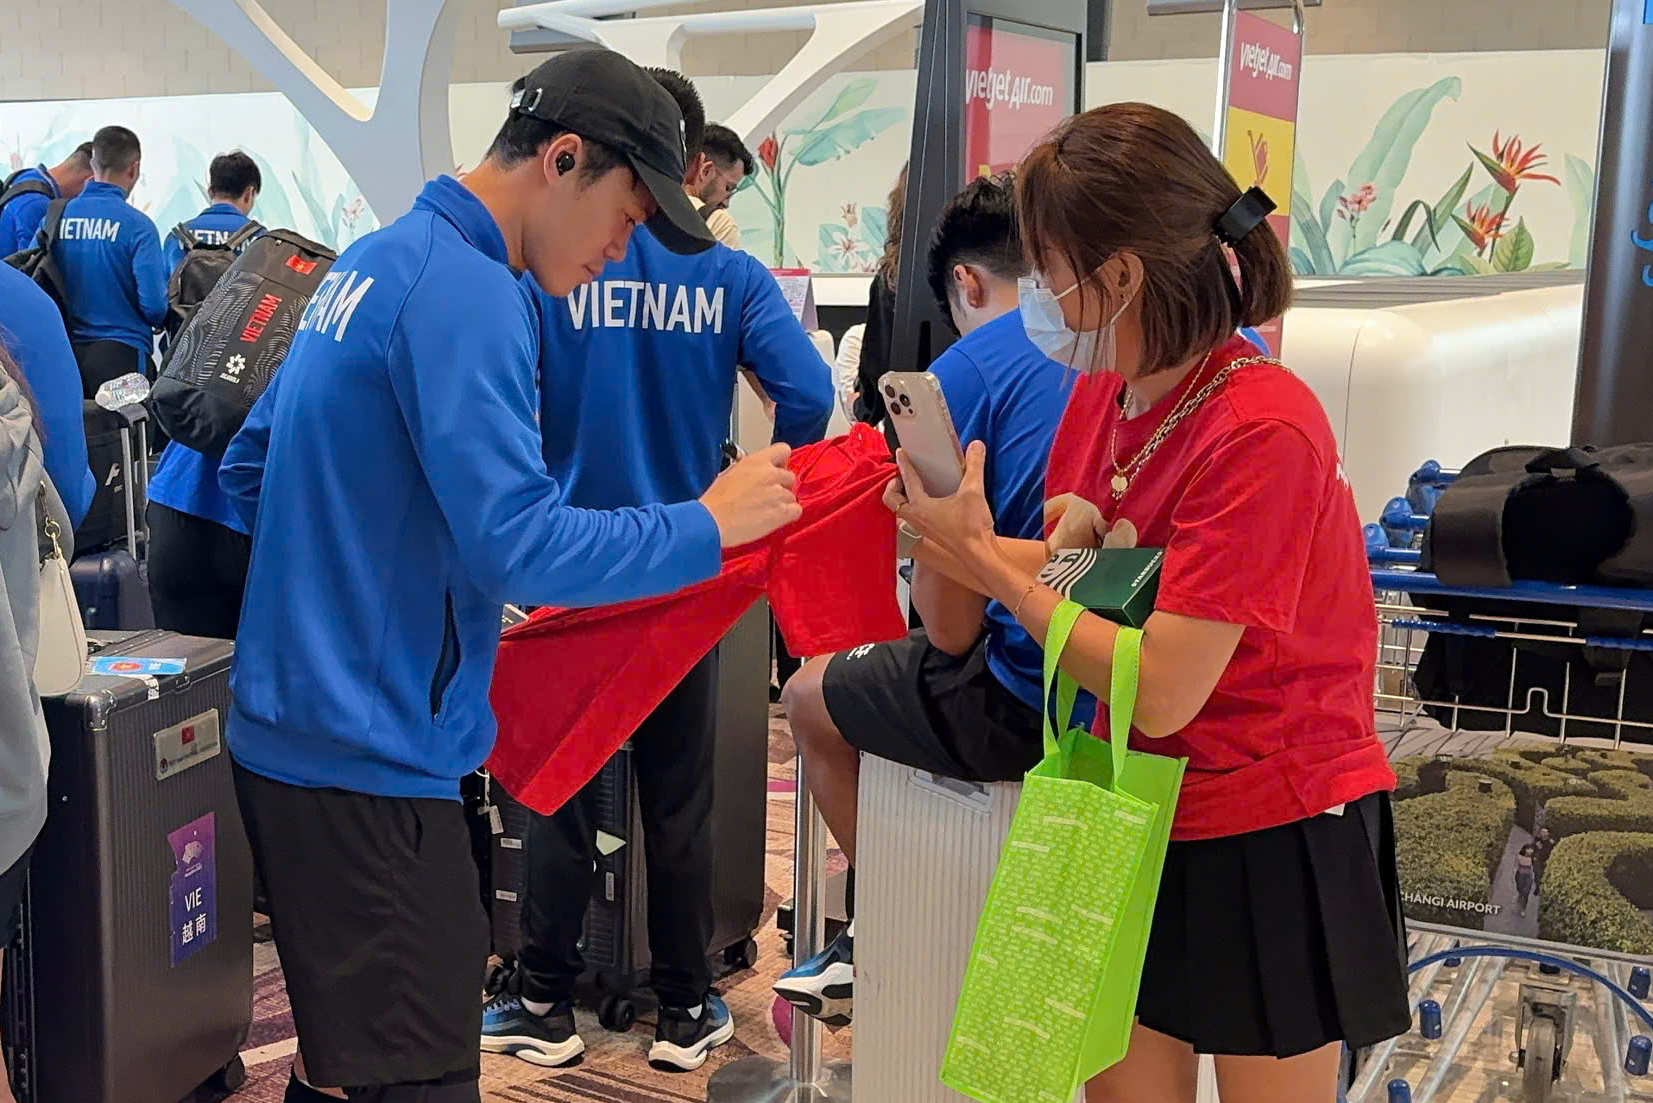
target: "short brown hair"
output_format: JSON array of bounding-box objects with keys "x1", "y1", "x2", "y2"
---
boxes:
[{"x1": 1016, "y1": 103, "x2": 1292, "y2": 373}]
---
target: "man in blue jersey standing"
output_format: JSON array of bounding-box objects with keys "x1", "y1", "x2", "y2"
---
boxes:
[
  {"x1": 49, "y1": 126, "x2": 168, "y2": 398},
  {"x1": 0, "y1": 142, "x2": 93, "y2": 257},
  {"x1": 219, "y1": 49, "x2": 802, "y2": 1103},
  {"x1": 146, "y1": 150, "x2": 264, "y2": 640},
  {"x1": 775, "y1": 174, "x2": 1073, "y2": 1027},
  {"x1": 160, "y1": 150, "x2": 262, "y2": 275},
  {"x1": 482, "y1": 70, "x2": 832, "y2": 1074}
]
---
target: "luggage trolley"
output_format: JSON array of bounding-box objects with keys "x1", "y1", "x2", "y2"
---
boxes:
[{"x1": 1354, "y1": 464, "x2": 1653, "y2": 1102}]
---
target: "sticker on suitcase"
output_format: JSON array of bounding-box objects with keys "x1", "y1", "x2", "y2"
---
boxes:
[
  {"x1": 154, "y1": 709, "x2": 223, "y2": 782},
  {"x1": 168, "y1": 813, "x2": 217, "y2": 966},
  {"x1": 90, "y1": 655, "x2": 187, "y2": 677}
]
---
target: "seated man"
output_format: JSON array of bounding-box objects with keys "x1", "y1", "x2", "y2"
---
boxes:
[{"x1": 774, "y1": 174, "x2": 1072, "y2": 1026}]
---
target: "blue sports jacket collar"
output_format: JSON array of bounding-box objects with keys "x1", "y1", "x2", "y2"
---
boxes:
[
  {"x1": 80, "y1": 180, "x2": 127, "y2": 201},
  {"x1": 414, "y1": 176, "x2": 509, "y2": 266},
  {"x1": 33, "y1": 166, "x2": 59, "y2": 198},
  {"x1": 200, "y1": 202, "x2": 242, "y2": 217}
]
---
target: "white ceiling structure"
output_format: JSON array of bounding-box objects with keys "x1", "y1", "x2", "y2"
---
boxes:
[{"x1": 166, "y1": 0, "x2": 923, "y2": 221}]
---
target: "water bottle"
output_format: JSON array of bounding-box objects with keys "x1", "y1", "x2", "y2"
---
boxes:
[
  {"x1": 94, "y1": 372, "x2": 151, "y2": 412},
  {"x1": 1632, "y1": 966, "x2": 1650, "y2": 999},
  {"x1": 1418, "y1": 999, "x2": 1443, "y2": 1039},
  {"x1": 1627, "y1": 1035, "x2": 1651, "y2": 1076}
]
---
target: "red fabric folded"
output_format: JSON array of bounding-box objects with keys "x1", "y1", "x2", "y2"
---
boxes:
[{"x1": 488, "y1": 424, "x2": 906, "y2": 813}]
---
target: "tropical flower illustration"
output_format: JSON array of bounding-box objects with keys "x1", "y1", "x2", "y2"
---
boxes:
[
  {"x1": 758, "y1": 136, "x2": 779, "y2": 172},
  {"x1": 1454, "y1": 200, "x2": 1508, "y2": 255},
  {"x1": 1474, "y1": 132, "x2": 1560, "y2": 195},
  {"x1": 841, "y1": 203, "x2": 858, "y2": 230},
  {"x1": 1336, "y1": 183, "x2": 1379, "y2": 236}
]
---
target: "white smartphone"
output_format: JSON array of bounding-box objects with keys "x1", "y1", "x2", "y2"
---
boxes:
[{"x1": 883, "y1": 371, "x2": 966, "y2": 497}]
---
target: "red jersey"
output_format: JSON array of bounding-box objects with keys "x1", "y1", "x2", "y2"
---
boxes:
[{"x1": 1044, "y1": 337, "x2": 1392, "y2": 841}]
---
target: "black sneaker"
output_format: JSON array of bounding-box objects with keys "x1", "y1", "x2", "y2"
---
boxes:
[
  {"x1": 648, "y1": 993, "x2": 735, "y2": 1071},
  {"x1": 480, "y1": 993, "x2": 585, "y2": 1067}
]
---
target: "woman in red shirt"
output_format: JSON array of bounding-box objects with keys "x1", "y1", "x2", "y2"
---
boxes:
[{"x1": 891, "y1": 103, "x2": 1409, "y2": 1102}]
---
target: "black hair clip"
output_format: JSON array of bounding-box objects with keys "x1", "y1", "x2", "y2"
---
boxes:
[{"x1": 1214, "y1": 187, "x2": 1277, "y2": 245}]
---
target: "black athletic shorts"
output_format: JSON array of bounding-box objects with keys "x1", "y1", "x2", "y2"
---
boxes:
[
  {"x1": 232, "y1": 763, "x2": 488, "y2": 1091},
  {"x1": 821, "y1": 629, "x2": 1044, "y2": 782}
]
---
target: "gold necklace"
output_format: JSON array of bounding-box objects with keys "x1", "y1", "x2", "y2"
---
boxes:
[{"x1": 1106, "y1": 354, "x2": 1285, "y2": 500}]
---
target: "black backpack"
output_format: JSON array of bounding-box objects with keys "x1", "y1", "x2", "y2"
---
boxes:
[
  {"x1": 0, "y1": 170, "x2": 54, "y2": 226},
  {"x1": 164, "y1": 221, "x2": 263, "y2": 341},
  {"x1": 3, "y1": 197, "x2": 73, "y2": 322},
  {"x1": 151, "y1": 228, "x2": 336, "y2": 455},
  {"x1": 1423, "y1": 443, "x2": 1653, "y2": 589}
]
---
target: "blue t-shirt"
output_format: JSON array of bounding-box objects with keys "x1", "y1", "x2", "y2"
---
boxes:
[
  {"x1": 533, "y1": 229, "x2": 833, "y2": 508},
  {"x1": 220, "y1": 176, "x2": 722, "y2": 802},
  {"x1": 161, "y1": 203, "x2": 259, "y2": 276},
  {"x1": 0, "y1": 166, "x2": 58, "y2": 257},
  {"x1": 928, "y1": 310, "x2": 1070, "y2": 713},
  {"x1": 0, "y1": 263, "x2": 95, "y2": 527},
  {"x1": 51, "y1": 180, "x2": 167, "y2": 352}
]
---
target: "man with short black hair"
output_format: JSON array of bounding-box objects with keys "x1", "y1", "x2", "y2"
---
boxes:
[
  {"x1": 0, "y1": 141, "x2": 93, "y2": 256},
  {"x1": 51, "y1": 125, "x2": 168, "y2": 397},
  {"x1": 219, "y1": 49, "x2": 802, "y2": 1103},
  {"x1": 687, "y1": 123, "x2": 752, "y2": 249},
  {"x1": 776, "y1": 174, "x2": 1073, "y2": 1028},
  {"x1": 161, "y1": 150, "x2": 263, "y2": 275},
  {"x1": 483, "y1": 67, "x2": 831, "y2": 1076}
]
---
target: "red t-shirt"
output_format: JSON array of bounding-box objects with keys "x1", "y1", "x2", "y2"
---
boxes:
[
  {"x1": 1044, "y1": 337, "x2": 1393, "y2": 841},
  {"x1": 488, "y1": 424, "x2": 907, "y2": 814}
]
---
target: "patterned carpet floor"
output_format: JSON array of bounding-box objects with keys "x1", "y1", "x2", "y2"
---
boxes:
[{"x1": 234, "y1": 708, "x2": 852, "y2": 1102}]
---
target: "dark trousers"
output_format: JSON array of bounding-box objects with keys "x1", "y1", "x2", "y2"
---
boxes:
[
  {"x1": 72, "y1": 338, "x2": 154, "y2": 398},
  {"x1": 517, "y1": 648, "x2": 719, "y2": 1009},
  {"x1": 147, "y1": 503, "x2": 251, "y2": 640}
]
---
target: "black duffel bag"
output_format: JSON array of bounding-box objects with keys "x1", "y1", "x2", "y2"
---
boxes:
[{"x1": 151, "y1": 229, "x2": 335, "y2": 455}]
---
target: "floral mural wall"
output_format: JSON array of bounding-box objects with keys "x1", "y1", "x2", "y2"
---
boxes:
[{"x1": 3, "y1": 48, "x2": 1610, "y2": 281}]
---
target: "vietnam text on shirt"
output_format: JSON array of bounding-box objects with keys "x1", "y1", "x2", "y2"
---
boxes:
[
  {"x1": 50, "y1": 179, "x2": 167, "y2": 352},
  {"x1": 533, "y1": 226, "x2": 833, "y2": 511}
]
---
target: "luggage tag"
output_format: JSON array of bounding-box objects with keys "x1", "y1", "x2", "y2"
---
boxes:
[{"x1": 90, "y1": 655, "x2": 187, "y2": 677}]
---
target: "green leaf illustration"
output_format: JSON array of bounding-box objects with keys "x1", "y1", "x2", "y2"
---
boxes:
[
  {"x1": 789, "y1": 107, "x2": 906, "y2": 169},
  {"x1": 811, "y1": 78, "x2": 876, "y2": 128},
  {"x1": 1392, "y1": 199, "x2": 1441, "y2": 248},
  {"x1": 1413, "y1": 164, "x2": 1474, "y2": 258},
  {"x1": 1318, "y1": 177, "x2": 1345, "y2": 235},
  {"x1": 1492, "y1": 217, "x2": 1534, "y2": 272},
  {"x1": 1337, "y1": 240, "x2": 1427, "y2": 277},
  {"x1": 1290, "y1": 188, "x2": 1335, "y2": 274},
  {"x1": 1287, "y1": 245, "x2": 1315, "y2": 276},
  {"x1": 1528, "y1": 261, "x2": 1572, "y2": 271},
  {"x1": 1432, "y1": 181, "x2": 1499, "y2": 261},
  {"x1": 859, "y1": 206, "x2": 888, "y2": 253},
  {"x1": 1469, "y1": 145, "x2": 1513, "y2": 194},
  {"x1": 1457, "y1": 250, "x2": 1499, "y2": 276},
  {"x1": 1329, "y1": 76, "x2": 1463, "y2": 260},
  {"x1": 1565, "y1": 153, "x2": 1596, "y2": 270}
]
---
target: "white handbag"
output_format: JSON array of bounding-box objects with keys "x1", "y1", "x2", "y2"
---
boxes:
[{"x1": 35, "y1": 484, "x2": 86, "y2": 698}]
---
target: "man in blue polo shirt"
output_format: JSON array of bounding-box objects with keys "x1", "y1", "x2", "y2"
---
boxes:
[
  {"x1": 776, "y1": 173, "x2": 1072, "y2": 1028},
  {"x1": 482, "y1": 70, "x2": 831, "y2": 1075},
  {"x1": 50, "y1": 126, "x2": 167, "y2": 398},
  {"x1": 146, "y1": 150, "x2": 264, "y2": 641},
  {"x1": 218, "y1": 49, "x2": 802, "y2": 1103},
  {"x1": 160, "y1": 150, "x2": 262, "y2": 276},
  {"x1": 0, "y1": 142, "x2": 93, "y2": 257}
]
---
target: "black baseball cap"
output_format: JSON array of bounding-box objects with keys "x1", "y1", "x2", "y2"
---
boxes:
[{"x1": 511, "y1": 49, "x2": 716, "y2": 255}]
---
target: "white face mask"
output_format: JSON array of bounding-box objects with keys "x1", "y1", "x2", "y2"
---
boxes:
[{"x1": 1018, "y1": 273, "x2": 1133, "y2": 375}]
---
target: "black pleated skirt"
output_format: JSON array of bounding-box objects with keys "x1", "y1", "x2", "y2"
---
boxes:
[{"x1": 1135, "y1": 791, "x2": 1412, "y2": 1058}]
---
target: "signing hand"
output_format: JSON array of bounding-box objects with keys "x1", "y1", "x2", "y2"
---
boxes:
[
  {"x1": 1043, "y1": 492, "x2": 1108, "y2": 554},
  {"x1": 884, "y1": 440, "x2": 996, "y2": 561}
]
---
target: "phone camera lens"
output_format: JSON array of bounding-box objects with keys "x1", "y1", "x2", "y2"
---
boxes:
[
  {"x1": 884, "y1": 385, "x2": 896, "y2": 398},
  {"x1": 900, "y1": 394, "x2": 912, "y2": 407}
]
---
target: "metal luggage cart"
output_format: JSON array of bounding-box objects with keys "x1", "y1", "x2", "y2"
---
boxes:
[{"x1": 1355, "y1": 506, "x2": 1653, "y2": 1101}]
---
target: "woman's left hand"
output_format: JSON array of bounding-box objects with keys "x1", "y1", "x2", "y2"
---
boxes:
[{"x1": 884, "y1": 441, "x2": 997, "y2": 561}]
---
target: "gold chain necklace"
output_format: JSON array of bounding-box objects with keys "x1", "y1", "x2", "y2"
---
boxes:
[{"x1": 1107, "y1": 354, "x2": 1285, "y2": 500}]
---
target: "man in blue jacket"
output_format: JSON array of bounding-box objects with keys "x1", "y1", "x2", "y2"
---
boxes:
[
  {"x1": 219, "y1": 49, "x2": 802, "y2": 1103},
  {"x1": 49, "y1": 126, "x2": 168, "y2": 398},
  {"x1": 482, "y1": 70, "x2": 832, "y2": 1075},
  {"x1": 0, "y1": 264, "x2": 95, "y2": 527},
  {"x1": 146, "y1": 150, "x2": 264, "y2": 640},
  {"x1": 0, "y1": 142, "x2": 93, "y2": 257},
  {"x1": 160, "y1": 150, "x2": 262, "y2": 275},
  {"x1": 777, "y1": 174, "x2": 1073, "y2": 1028}
]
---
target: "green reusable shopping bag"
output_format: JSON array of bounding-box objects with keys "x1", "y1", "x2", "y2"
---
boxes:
[{"x1": 940, "y1": 599, "x2": 1186, "y2": 1103}]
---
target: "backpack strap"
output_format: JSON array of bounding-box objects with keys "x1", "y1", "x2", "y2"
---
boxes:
[
  {"x1": 0, "y1": 178, "x2": 54, "y2": 220},
  {"x1": 223, "y1": 221, "x2": 263, "y2": 251},
  {"x1": 1424, "y1": 472, "x2": 1523, "y2": 588},
  {"x1": 1596, "y1": 464, "x2": 1653, "y2": 587},
  {"x1": 171, "y1": 223, "x2": 201, "y2": 251},
  {"x1": 32, "y1": 198, "x2": 76, "y2": 324}
]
